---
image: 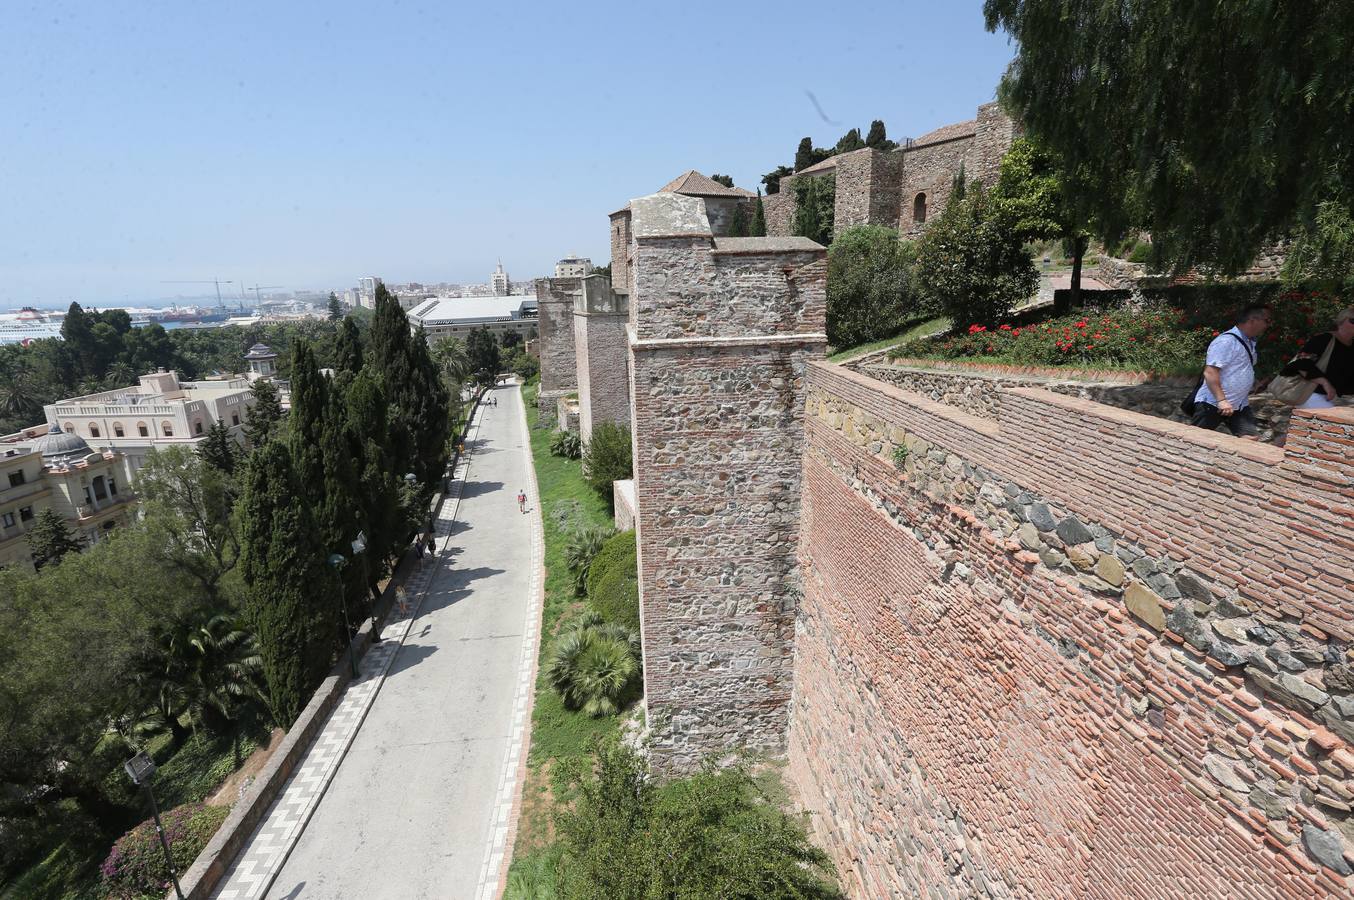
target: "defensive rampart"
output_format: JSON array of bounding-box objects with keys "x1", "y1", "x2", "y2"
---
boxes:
[{"x1": 788, "y1": 361, "x2": 1354, "y2": 897}]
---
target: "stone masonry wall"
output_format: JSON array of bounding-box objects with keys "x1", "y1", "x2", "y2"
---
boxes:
[
  {"x1": 763, "y1": 190, "x2": 796, "y2": 237},
  {"x1": 534, "y1": 276, "x2": 580, "y2": 417},
  {"x1": 833, "y1": 148, "x2": 903, "y2": 232},
  {"x1": 609, "y1": 209, "x2": 632, "y2": 296},
  {"x1": 627, "y1": 192, "x2": 827, "y2": 772},
  {"x1": 788, "y1": 362, "x2": 1354, "y2": 897},
  {"x1": 572, "y1": 275, "x2": 630, "y2": 443}
]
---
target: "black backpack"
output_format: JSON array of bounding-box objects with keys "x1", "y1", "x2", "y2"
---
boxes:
[{"x1": 1180, "y1": 332, "x2": 1254, "y2": 416}]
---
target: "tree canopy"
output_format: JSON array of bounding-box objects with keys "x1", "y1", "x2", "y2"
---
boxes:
[{"x1": 984, "y1": 0, "x2": 1354, "y2": 273}]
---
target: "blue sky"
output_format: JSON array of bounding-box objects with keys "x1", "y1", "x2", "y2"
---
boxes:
[{"x1": 0, "y1": 0, "x2": 1015, "y2": 306}]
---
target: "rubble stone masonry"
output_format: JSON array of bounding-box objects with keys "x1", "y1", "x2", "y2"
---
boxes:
[
  {"x1": 627, "y1": 192, "x2": 827, "y2": 772},
  {"x1": 789, "y1": 361, "x2": 1354, "y2": 897},
  {"x1": 572, "y1": 274, "x2": 630, "y2": 442},
  {"x1": 534, "y1": 276, "x2": 580, "y2": 418}
]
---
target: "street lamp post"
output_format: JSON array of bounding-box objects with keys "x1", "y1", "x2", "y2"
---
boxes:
[
  {"x1": 327, "y1": 552, "x2": 360, "y2": 678},
  {"x1": 123, "y1": 751, "x2": 185, "y2": 900}
]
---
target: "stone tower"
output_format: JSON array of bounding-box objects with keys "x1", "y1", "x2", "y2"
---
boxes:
[
  {"x1": 533, "y1": 276, "x2": 580, "y2": 418},
  {"x1": 571, "y1": 274, "x2": 630, "y2": 443},
  {"x1": 626, "y1": 192, "x2": 827, "y2": 772}
]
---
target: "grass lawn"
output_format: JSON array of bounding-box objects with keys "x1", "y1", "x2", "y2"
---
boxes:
[
  {"x1": 513, "y1": 381, "x2": 625, "y2": 861},
  {"x1": 827, "y1": 316, "x2": 949, "y2": 363}
]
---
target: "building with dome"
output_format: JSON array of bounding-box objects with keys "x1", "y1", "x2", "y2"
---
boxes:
[
  {"x1": 0, "y1": 424, "x2": 135, "y2": 571},
  {"x1": 1, "y1": 366, "x2": 259, "y2": 474}
]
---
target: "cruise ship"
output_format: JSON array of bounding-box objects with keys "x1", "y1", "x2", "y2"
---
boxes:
[{"x1": 0, "y1": 308, "x2": 63, "y2": 345}]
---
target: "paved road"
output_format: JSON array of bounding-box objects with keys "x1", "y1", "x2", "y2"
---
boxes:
[{"x1": 265, "y1": 384, "x2": 536, "y2": 900}]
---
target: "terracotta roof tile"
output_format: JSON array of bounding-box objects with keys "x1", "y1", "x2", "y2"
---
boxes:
[
  {"x1": 657, "y1": 170, "x2": 756, "y2": 198},
  {"x1": 911, "y1": 119, "x2": 976, "y2": 147}
]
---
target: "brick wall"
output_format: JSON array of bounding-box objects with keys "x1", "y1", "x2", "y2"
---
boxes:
[
  {"x1": 763, "y1": 189, "x2": 796, "y2": 237},
  {"x1": 627, "y1": 192, "x2": 827, "y2": 772},
  {"x1": 534, "y1": 277, "x2": 580, "y2": 416},
  {"x1": 572, "y1": 275, "x2": 630, "y2": 442},
  {"x1": 788, "y1": 362, "x2": 1354, "y2": 897}
]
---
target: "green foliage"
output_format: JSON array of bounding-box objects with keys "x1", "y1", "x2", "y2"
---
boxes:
[
  {"x1": 544, "y1": 613, "x2": 640, "y2": 718},
  {"x1": 984, "y1": 0, "x2": 1354, "y2": 274},
  {"x1": 895, "y1": 288, "x2": 1346, "y2": 376},
  {"x1": 825, "y1": 226, "x2": 920, "y2": 348},
  {"x1": 792, "y1": 174, "x2": 835, "y2": 246},
  {"x1": 892, "y1": 445, "x2": 909, "y2": 469},
  {"x1": 196, "y1": 419, "x2": 238, "y2": 475},
  {"x1": 551, "y1": 740, "x2": 842, "y2": 899},
  {"x1": 794, "y1": 137, "x2": 830, "y2": 172},
  {"x1": 865, "y1": 119, "x2": 895, "y2": 151},
  {"x1": 239, "y1": 442, "x2": 336, "y2": 726},
  {"x1": 586, "y1": 531, "x2": 639, "y2": 632},
  {"x1": 135, "y1": 446, "x2": 240, "y2": 603},
  {"x1": 549, "y1": 429, "x2": 581, "y2": 460},
  {"x1": 912, "y1": 182, "x2": 1039, "y2": 327},
  {"x1": 26, "y1": 508, "x2": 82, "y2": 571},
  {"x1": 98, "y1": 802, "x2": 228, "y2": 899},
  {"x1": 750, "y1": 190, "x2": 767, "y2": 237},
  {"x1": 709, "y1": 174, "x2": 734, "y2": 188},
  {"x1": 326, "y1": 292, "x2": 342, "y2": 321},
  {"x1": 1282, "y1": 197, "x2": 1354, "y2": 290},
  {"x1": 581, "y1": 422, "x2": 632, "y2": 502},
  {"x1": 761, "y1": 165, "x2": 793, "y2": 195},
  {"x1": 1127, "y1": 241, "x2": 1154, "y2": 265},
  {"x1": 505, "y1": 347, "x2": 539, "y2": 381},
  {"x1": 833, "y1": 127, "x2": 864, "y2": 154},
  {"x1": 466, "y1": 326, "x2": 502, "y2": 386},
  {"x1": 727, "y1": 201, "x2": 749, "y2": 237},
  {"x1": 334, "y1": 316, "x2": 364, "y2": 375},
  {"x1": 242, "y1": 379, "x2": 281, "y2": 449},
  {"x1": 564, "y1": 526, "x2": 614, "y2": 596}
]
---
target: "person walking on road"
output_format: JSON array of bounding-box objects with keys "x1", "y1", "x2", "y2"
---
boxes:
[
  {"x1": 424, "y1": 529, "x2": 436, "y2": 558},
  {"x1": 395, "y1": 585, "x2": 410, "y2": 616},
  {"x1": 517, "y1": 489, "x2": 527, "y2": 514}
]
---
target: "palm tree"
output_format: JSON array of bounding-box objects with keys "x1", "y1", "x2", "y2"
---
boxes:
[
  {"x1": 0, "y1": 356, "x2": 46, "y2": 427},
  {"x1": 105, "y1": 360, "x2": 137, "y2": 388}
]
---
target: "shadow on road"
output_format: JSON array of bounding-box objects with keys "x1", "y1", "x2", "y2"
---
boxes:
[
  {"x1": 459, "y1": 479, "x2": 504, "y2": 500},
  {"x1": 386, "y1": 642, "x2": 438, "y2": 678},
  {"x1": 274, "y1": 881, "x2": 306, "y2": 899}
]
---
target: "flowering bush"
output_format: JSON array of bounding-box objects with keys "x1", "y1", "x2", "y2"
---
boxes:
[
  {"x1": 893, "y1": 290, "x2": 1346, "y2": 375},
  {"x1": 99, "y1": 802, "x2": 228, "y2": 899}
]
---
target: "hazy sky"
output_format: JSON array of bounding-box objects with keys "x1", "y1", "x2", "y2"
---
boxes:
[{"x1": 1, "y1": 0, "x2": 1014, "y2": 306}]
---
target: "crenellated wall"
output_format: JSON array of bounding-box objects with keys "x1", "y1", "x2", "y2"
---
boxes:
[{"x1": 788, "y1": 361, "x2": 1354, "y2": 897}]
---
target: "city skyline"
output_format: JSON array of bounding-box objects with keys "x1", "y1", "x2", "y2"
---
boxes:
[{"x1": 2, "y1": 1, "x2": 1013, "y2": 304}]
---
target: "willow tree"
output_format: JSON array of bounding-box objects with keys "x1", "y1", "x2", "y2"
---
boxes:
[{"x1": 984, "y1": 0, "x2": 1354, "y2": 274}]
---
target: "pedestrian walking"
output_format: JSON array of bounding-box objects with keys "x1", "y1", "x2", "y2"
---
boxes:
[
  {"x1": 424, "y1": 529, "x2": 436, "y2": 557},
  {"x1": 1186, "y1": 303, "x2": 1271, "y2": 439},
  {"x1": 396, "y1": 585, "x2": 410, "y2": 616},
  {"x1": 414, "y1": 538, "x2": 424, "y2": 560},
  {"x1": 517, "y1": 489, "x2": 527, "y2": 514}
]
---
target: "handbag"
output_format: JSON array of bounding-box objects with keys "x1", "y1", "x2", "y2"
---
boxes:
[
  {"x1": 1266, "y1": 337, "x2": 1336, "y2": 407},
  {"x1": 1180, "y1": 332, "x2": 1254, "y2": 416}
]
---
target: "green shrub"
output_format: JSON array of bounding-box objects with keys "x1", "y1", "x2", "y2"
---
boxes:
[
  {"x1": 98, "y1": 802, "x2": 228, "y2": 899},
  {"x1": 564, "y1": 526, "x2": 614, "y2": 596},
  {"x1": 585, "y1": 531, "x2": 635, "y2": 600},
  {"x1": 1127, "y1": 240, "x2": 1154, "y2": 265},
  {"x1": 826, "y1": 226, "x2": 920, "y2": 349},
  {"x1": 549, "y1": 429, "x2": 581, "y2": 460},
  {"x1": 544, "y1": 613, "x2": 641, "y2": 718},
  {"x1": 581, "y1": 423, "x2": 632, "y2": 502},
  {"x1": 792, "y1": 173, "x2": 835, "y2": 246},
  {"x1": 913, "y1": 183, "x2": 1040, "y2": 328},
  {"x1": 552, "y1": 739, "x2": 842, "y2": 899}
]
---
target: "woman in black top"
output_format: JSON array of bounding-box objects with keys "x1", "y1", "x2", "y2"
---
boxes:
[{"x1": 1282, "y1": 306, "x2": 1354, "y2": 408}]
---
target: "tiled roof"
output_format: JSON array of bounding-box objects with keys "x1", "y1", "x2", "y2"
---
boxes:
[
  {"x1": 911, "y1": 119, "x2": 976, "y2": 147},
  {"x1": 794, "y1": 156, "x2": 839, "y2": 176},
  {"x1": 658, "y1": 170, "x2": 756, "y2": 198}
]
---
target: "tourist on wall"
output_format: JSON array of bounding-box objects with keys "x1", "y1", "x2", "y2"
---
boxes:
[
  {"x1": 1273, "y1": 306, "x2": 1354, "y2": 409},
  {"x1": 1188, "y1": 304, "x2": 1272, "y2": 438}
]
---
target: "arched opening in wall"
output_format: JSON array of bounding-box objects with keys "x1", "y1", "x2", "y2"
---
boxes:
[
  {"x1": 113, "y1": 423, "x2": 124, "y2": 437},
  {"x1": 913, "y1": 193, "x2": 927, "y2": 224},
  {"x1": 162, "y1": 421, "x2": 173, "y2": 437},
  {"x1": 137, "y1": 422, "x2": 149, "y2": 437},
  {"x1": 89, "y1": 423, "x2": 100, "y2": 438}
]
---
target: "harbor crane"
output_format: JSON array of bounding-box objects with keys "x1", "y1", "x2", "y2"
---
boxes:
[
  {"x1": 160, "y1": 278, "x2": 233, "y2": 311},
  {"x1": 248, "y1": 285, "x2": 284, "y2": 308}
]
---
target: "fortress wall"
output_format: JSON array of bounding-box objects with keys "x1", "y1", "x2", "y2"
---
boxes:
[
  {"x1": 788, "y1": 361, "x2": 1354, "y2": 897},
  {"x1": 762, "y1": 188, "x2": 797, "y2": 238},
  {"x1": 534, "y1": 277, "x2": 580, "y2": 416}
]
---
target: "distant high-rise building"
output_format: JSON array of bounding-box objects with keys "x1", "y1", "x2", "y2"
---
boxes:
[
  {"x1": 358, "y1": 275, "x2": 382, "y2": 309},
  {"x1": 491, "y1": 261, "x2": 511, "y2": 297},
  {"x1": 554, "y1": 255, "x2": 593, "y2": 278}
]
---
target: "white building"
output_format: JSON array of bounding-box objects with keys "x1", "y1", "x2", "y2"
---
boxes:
[
  {"x1": 554, "y1": 255, "x2": 593, "y2": 278},
  {"x1": 1, "y1": 369, "x2": 257, "y2": 474},
  {"x1": 406, "y1": 295, "x2": 538, "y2": 342},
  {"x1": 358, "y1": 275, "x2": 382, "y2": 309},
  {"x1": 491, "y1": 262, "x2": 511, "y2": 297}
]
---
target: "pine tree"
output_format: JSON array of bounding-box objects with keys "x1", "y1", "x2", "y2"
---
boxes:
[
  {"x1": 750, "y1": 190, "x2": 767, "y2": 237},
  {"x1": 240, "y1": 442, "x2": 337, "y2": 726},
  {"x1": 327, "y1": 292, "x2": 342, "y2": 321},
  {"x1": 198, "y1": 419, "x2": 238, "y2": 474},
  {"x1": 834, "y1": 128, "x2": 865, "y2": 154},
  {"x1": 795, "y1": 137, "x2": 817, "y2": 172},
  {"x1": 334, "y1": 317, "x2": 363, "y2": 375},
  {"x1": 244, "y1": 379, "x2": 282, "y2": 448},
  {"x1": 27, "y1": 508, "x2": 81, "y2": 570},
  {"x1": 728, "y1": 201, "x2": 749, "y2": 237},
  {"x1": 866, "y1": 119, "x2": 889, "y2": 149}
]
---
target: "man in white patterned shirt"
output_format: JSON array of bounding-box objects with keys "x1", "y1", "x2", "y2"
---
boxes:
[{"x1": 1190, "y1": 303, "x2": 1272, "y2": 439}]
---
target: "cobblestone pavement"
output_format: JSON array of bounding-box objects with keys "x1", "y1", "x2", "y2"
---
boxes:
[{"x1": 210, "y1": 383, "x2": 541, "y2": 900}]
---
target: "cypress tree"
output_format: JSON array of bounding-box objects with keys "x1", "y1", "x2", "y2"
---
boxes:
[
  {"x1": 345, "y1": 369, "x2": 402, "y2": 593},
  {"x1": 866, "y1": 119, "x2": 889, "y2": 149},
  {"x1": 320, "y1": 387, "x2": 370, "y2": 628},
  {"x1": 287, "y1": 340, "x2": 328, "y2": 502},
  {"x1": 198, "y1": 418, "x2": 238, "y2": 474},
  {"x1": 795, "y1": 137, "x2": 816, "y2": 172},
  {"x1": 750, "y1": 190, "x2": 767, "y2": 237},
  {"x1": 240, "y1": 443, "x2": 337, "y2": 725},
  {"x1": 405, "y1": 327, "x2": 451, "y2": 487},
  {"x1": 244, "y1": 379, "x2": 282, "y2": 448},
  {"x1": 728, "y1": 202, "x2": 749, "y2": 237},
  {"x1": 27, "y1": 508, "x2": 82, "y2": 570},
  {"x1": 335, "y1": 317, "x2": 364, "y2": 375},
  {"x1": 368, "y1": 286, "x2": 415, "y2": 478}
]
